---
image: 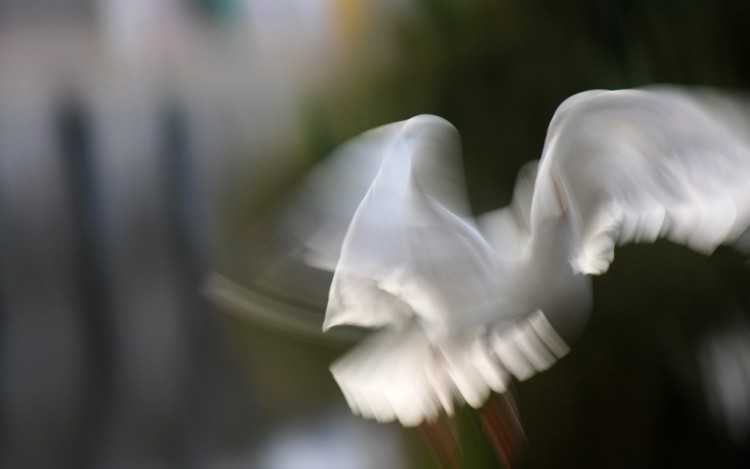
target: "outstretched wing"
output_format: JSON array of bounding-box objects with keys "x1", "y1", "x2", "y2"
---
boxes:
[
  {"x1": 323, "y1": 114, "x2": 501, "y2": 331},
  {"x1": 532, "y1": 87, "x2": 750, "y2": 275},
  {"x1": 219, "y1": 116, "x2": 473, "y2": 341},
  {"x1": 281, "y1": 115, "x2": 472, "y2": 272}
]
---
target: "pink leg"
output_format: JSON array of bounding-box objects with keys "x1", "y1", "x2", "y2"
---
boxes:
[{"x1": 479, "y1": 392, "x2": 528, "y2": 468}]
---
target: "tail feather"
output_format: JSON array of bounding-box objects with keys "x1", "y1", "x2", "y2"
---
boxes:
[
  {"x1": 330, "y1": 311, "x2": 570, "y2": 427},
  {"x1": 331, "y1": 322, "x2": 453, "y2": 426}
]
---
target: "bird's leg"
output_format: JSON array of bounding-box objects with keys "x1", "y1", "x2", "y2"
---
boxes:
[
  {"x1": 479, "y1": 391, "x2": 528, "y2": 468},
  {"x1": 418, "y1": 413, "x2": 461, "y2": 469}
]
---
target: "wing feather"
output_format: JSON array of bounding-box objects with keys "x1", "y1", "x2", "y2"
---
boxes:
[
  {"x1": 280, "y1": 121, "x2": 405, "y2": 271},
  {"x1": 532, "y1": 87, "x2": 750, "y2": 274},
  {"x1": 324, "y1": 115, "x2": 501, "y2": 330}
]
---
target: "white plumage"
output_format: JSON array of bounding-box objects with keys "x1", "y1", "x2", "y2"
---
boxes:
[{"x1": 293, "y1": 87, "x2": 750, "y2": 426}]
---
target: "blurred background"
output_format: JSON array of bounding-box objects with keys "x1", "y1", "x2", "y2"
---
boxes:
[{"x1": 2, "y1": 0, "x2": 750, "y2": 467}]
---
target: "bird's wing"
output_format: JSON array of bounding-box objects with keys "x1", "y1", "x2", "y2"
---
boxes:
[
  {"x1": 531, "y1": 87, "x2": 750, "y2": 275},
  {"x1": 323, "y1": 114, "x2": 502, "y2": 331},
  {"x1": 280, "y1": 113, "x2": 473, "y2": 272},
  {"x1": 220, "y1": 116, "x2": 470, "y2": 341}
]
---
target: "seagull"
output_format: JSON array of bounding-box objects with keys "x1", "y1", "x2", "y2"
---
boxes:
[{"x1": 280, "y1": 87, "x2": 750, "y2": 428}]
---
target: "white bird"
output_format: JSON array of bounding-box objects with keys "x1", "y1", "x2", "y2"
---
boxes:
[{"x1": 284, "y1": 87, "x2": 750, "y2": 427}]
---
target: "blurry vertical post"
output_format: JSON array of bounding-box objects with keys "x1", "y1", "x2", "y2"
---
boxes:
[
  {"x1": 57, "y1": 89, "x2": 116, "y2": 466},
  {"x1": 161, "y1": 94, "x2": 229, "y2": 466}
]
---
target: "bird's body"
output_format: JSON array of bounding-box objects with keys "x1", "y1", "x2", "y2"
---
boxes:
[{"x1": 287, "y1": 87, "x2": 750, "y2": 427}]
